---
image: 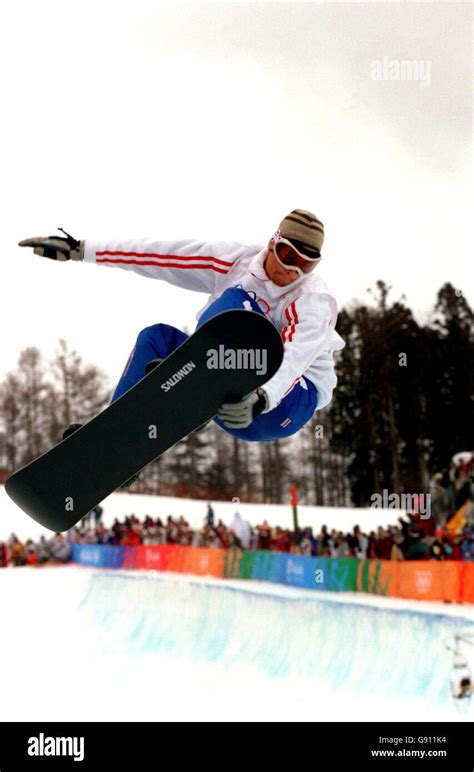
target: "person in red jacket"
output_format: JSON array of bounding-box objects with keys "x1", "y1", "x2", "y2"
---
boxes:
[
  {"x1": 122, "y1": 525, "x2": 142, "y2": 547},
  {"x1": 26, "y1": 549, "x2": 39, "y2": 566},
  {"x1": 375, "y1": 527, "x2": 392, "y2": 560}
]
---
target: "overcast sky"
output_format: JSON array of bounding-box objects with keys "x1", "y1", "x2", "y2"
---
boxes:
[{"x1": 0, "y1": 0, "x2": 471, "y2": 385}]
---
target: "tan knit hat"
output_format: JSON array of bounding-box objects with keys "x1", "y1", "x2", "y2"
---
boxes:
[{"x1": 279, "y1": 209, "x2": 324, "y2": 256}]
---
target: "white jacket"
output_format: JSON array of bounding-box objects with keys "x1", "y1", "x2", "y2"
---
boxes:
[{"x1": 84, "y1": 237, "x2": 345, "y2": 411}]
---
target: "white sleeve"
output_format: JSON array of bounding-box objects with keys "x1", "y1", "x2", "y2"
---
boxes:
[
  {"x1": 262, "y1": 294, "x2": 335, "y2": 411},
  {"x1": 84, "y1": 237, "x2": 249, "y2": 294}
]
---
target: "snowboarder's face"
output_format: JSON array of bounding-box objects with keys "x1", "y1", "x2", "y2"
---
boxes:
[{"x1": 264, "y1": 245, "x2": 300, "y2": 286}]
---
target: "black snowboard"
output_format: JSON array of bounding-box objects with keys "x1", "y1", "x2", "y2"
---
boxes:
[{"x1": 5, "y1": 310, "x2": 283, "y2": 532}]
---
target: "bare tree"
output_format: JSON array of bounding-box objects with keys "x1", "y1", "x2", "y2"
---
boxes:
[
  {"x1": 16, "y1": 348, "x2": 49, "y2": 465},
  {"x1": 51, "y1": 339, "x2": 110, "y2": 428},
  {"x1": 0, "y1": 374, "x2": 22, "y2": 472}
]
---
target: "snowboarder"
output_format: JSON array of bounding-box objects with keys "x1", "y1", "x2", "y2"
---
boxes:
[{"x1": 19, "y1": 210, "x2": 344, "y2": 442}]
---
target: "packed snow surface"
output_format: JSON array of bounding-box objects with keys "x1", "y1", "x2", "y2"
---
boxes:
[{"x1": 1, "y1": 565, "x2": 473, "y2": 722}]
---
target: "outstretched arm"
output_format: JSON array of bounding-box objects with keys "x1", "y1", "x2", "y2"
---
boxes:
[
  {"x1": 18, "y1": 228, "x2": 251, "y2": 295},
  {"x1": 84, "y1": 236, "x2": 251, "y2": 294}
]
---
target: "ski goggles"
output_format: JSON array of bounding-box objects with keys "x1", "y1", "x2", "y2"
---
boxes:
[{"x1": 271, "y1": 230, "x2": 321, "y2": 276}]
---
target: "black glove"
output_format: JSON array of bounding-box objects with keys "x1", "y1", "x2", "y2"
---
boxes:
[
  {"x1": 217, "y1": 388, "x2": 268, "y2": 429},
  {"x1": 18, "y1": 228, "x2": 84, "y2": 261}
]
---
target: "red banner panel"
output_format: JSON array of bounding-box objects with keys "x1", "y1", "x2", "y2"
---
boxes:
[
  {"x1": 130, "y1": 545, "x2": 225, "y2": 577},
  {"x1": 133, "y1": 545, "x2": 172, "y2": 571}
]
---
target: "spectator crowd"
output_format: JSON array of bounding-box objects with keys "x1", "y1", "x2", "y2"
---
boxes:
[
  {"x1": 1, "y1": 449, "x2": 472, "y2": 569},
  {"x1": 0, "y1": 531, "x2": 71, "y2": 568},
  {"x1": 3, "y1": 503, "x2": 474, "y2": 569},
  {"x1": 429, "y1": 451, "x2": 473, "y2": 527}
]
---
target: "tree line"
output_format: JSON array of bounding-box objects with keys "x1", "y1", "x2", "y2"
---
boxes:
[{"x1": 0, "y1": 282, "x2": 472, "y2": 507}]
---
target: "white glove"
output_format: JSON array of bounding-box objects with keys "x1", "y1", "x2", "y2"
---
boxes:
[
  {"x1": 18, "y1": 228, "x2": 84, "y2": 261},
  {"x1": 217, "y1": 389, "x2": 269, "y2": 429}
]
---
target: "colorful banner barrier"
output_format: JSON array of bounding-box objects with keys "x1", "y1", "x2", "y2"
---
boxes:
[{"x1": 71, "y1": 543, "x2": 474, "y2": 604}]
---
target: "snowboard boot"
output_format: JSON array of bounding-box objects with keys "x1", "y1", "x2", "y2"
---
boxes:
[
  {"x1": 62, "y1": 422, "x2": 83, "y2": 440},
  {"x1": 62, "y1": 423, "x2": 140, "y2": 488},
  {"x1": 144, "y1": 358, "x2": 163, "y2": 375}
]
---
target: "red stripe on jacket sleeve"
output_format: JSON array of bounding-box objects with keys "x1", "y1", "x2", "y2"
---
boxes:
[
  {"x1": 288, "y1": 301, "x2": 299, "y2": 342},
  {"x1": 95, "y1": 250, "x2": 233, "y2": 268},
  {"x1": 281, "y1": 305, "x2": 292, "y2": 342},
  {"x1": 281, "y1": 301, "x2": 299, "y2": 343},
  {"x1": 96, "y1": 257, "x2": 229, "y2": 274}
]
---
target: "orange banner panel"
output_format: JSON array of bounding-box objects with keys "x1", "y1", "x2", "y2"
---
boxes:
[
  {"x1": 166, "y1": 545, "x2": 188, "y2": 573},
  {"x1": 181, "y1": 547, "x2": 225, "y2": 578},
  {"x1": 397, "y1": 561, "x2": 462, "y2": 602},
  {"x1": 460, "y1": 563, "x2": 474, "y2": 604}
]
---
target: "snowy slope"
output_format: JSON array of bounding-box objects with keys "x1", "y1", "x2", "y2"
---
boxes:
[{"x1": 0, "y1": 565, "x2": 472, "y2": 722}]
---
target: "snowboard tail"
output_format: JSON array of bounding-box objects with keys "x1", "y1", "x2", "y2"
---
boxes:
[{"x1": 5, "y1": 310, "x2": 283, "y2": 532}]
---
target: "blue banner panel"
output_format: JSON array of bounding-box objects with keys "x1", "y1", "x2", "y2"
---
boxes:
[
  {"x1": 311, "y1": 558, "x2": 332, "y2": 590},
  {"x1": 251, "y1": 550, "x2": 287, "y2": 583},
  {"x1": 71, "y1": 543, "x2": 126, "y2": 568},
  {"x1": 283, "y1": 554, "x2": 319, "y2": 589}
]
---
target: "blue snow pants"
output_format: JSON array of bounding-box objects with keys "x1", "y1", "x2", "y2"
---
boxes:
[{"x1": 111, "y1": 287, "x2": 318, "y2": 442}]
